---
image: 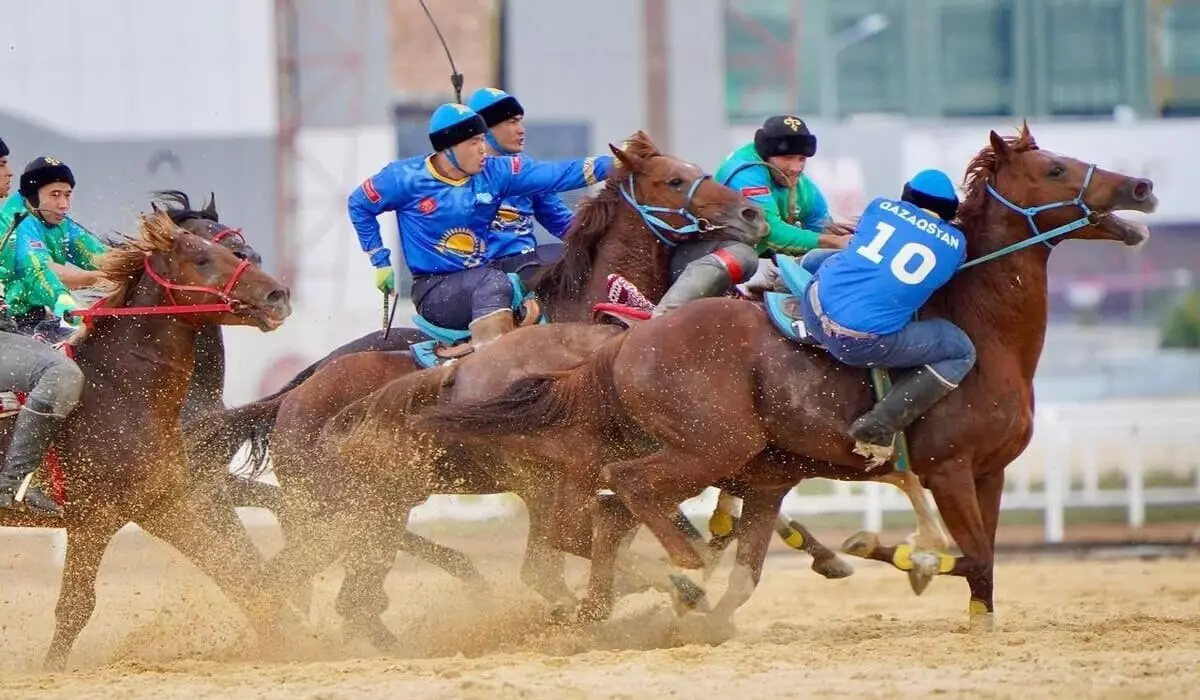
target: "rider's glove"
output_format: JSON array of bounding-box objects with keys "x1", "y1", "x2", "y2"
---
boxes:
[
  {"x1": 53, "y1": 293, "x2": 80, "y2": 326},
  {"x1": 373, "y1": 266, "x2": 396, "y2": 295}
]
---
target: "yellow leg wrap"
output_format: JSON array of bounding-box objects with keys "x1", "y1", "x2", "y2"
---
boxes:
[
  {"x1": 968, "y1": 599, "x2": 989, "y2": 617},
  {"x1": 781, "y1": 527, "x2": 806, "y2": 550},
  {"x1": 708, "y1": 511, "x2": 735, "y2": 537},
  {"x1": 891, "y1": 544, "x2": 955, "y2": 574}
]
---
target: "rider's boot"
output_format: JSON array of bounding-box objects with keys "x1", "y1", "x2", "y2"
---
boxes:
[
  {"x1": 651, "y1": 263, "x2": 732, "y2": 318},
  {"x1": 468, "y1": 309, "x2": 516, "y2": 349},
  {"x1": 847, "y1": 367, "x2": 954, "y2": 457},
  {"x1": 0, "y1": 397, "x2": 65, "y2": 517}
]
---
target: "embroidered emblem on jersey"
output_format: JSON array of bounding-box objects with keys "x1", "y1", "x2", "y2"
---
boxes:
[
  {"x1": 436, "y1": 227, "x2": 487, "y2": 267},
  {"x1": 27, "y1": 240, "x2": 45, "y2": 250},
  {"x1": 362, "y1": 178, "x2": 382, "y2": 203},
  {"x1": 510, "y1": 157, "x2": 522, "y2": 174},
  {"x1": 475, "y1": 192, "x2": 494, "y2": 205},
  {"x1": 418, "y1": 197, "x2": 437, "y2": 215},
  {"x1": 495, "y1": 207, "x2": 521, "y2": 223},
  {"x1": 741, "y1": 186, "x2": 770, "y2": 197}
]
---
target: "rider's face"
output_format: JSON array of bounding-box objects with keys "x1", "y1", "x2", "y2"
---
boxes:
[
  {"x1": 452, "y1": 135, "x2": 488, "y2": 175},
  {"x1": 490, "y1": 115, "x2": 525, "y2": 153},
  {"x1": 767, "y1": 154, "x2": 807, "y2": 185},
  {"x1": 36, "y1": 183, "x2": 72, "y2": 225},
  {"x1": 0, "y1": 157, "x2": 11, "y2": 199}
]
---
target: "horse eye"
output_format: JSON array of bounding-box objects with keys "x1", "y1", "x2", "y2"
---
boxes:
[
  {"x1": 1048, "y1": 164, "x2": 1066, "y2": 178},
  {"x1": 196, "y1": 256, "x2": 212, "y2": 267},
  {"x1": 667, "y1": 177, "x2": 685, "y2": 188}
]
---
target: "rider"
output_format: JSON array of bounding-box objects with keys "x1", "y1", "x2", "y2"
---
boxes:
[
  {"x1": 0, "y1": 137, "x2": 11, "y2": 200},
  {"x1": 0, "y1": 157, "x2": 104, "y2": 517},
  {"x1": 466, "y1": 87, "x2": 574, "y2": 287},
  {"x1": 652, "y1": 114, "x2": 844, "y2": 316},
  {"x1": 799, "y1": 169, "x2": 975, "y2": 462},
  {"x1": 348, "y1": 103, "x2": 613, "y2": 347},
  {"x1": 0, "y1": 157, "x2": 108, "y2": 334}
]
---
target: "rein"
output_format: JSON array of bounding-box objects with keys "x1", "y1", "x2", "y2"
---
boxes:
[
  {"x1": 618, "y1": 172, "x2": 717, "y2": 249},
  {"x1": 66, "y1": 255, "x2": 253, "y2": 322}
]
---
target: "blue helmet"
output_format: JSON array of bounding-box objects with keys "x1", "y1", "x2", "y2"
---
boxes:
[
  {"x1": 466, "y1": 88, "x2": 524, "y2": 128},
  {"x1": 902, "y1": 169, "x2": 959, "y2": 221},
  {"x1": 428, "y1": 103, "x2": 488, "y2": 152}
]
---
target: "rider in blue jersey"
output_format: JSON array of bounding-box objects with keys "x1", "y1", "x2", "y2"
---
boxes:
[
  {"x1": 466, "y1": 88, "x2": 574, "y2": 287},
  {"x1": 348, "y1": 103, "x2": 613, "y2": 347},
  {"x1": 800, "y1": 169, "x2": 976, "y2": 463}
]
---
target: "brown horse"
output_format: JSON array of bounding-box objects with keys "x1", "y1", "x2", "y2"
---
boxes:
[
  {"x1": 0, "y1": 211, "x2": 293, "y2": 670},
  {"x1": 201, "y1": 133, "x2": 850, "y2": 648},
  {"x1": 410, "y1": 124, "x2": 1157, "y2": 630}
]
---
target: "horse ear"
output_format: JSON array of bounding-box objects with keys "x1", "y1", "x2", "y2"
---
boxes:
[
  {"x1": 989, "y1": 130, "x2": 1011, "y2": 163},
  {"x1": 609, "y1": 141, "x2": 641, "y2": 172},
  {"x1": 1020, "y1": 119, "x2": 1038, "y2": 149},
  {"x1": 203, "y1": 192, "x2": 218, "y2": 217},
  {"x1": 150, "y1": 201, "x2": 162, "y2": 214}
]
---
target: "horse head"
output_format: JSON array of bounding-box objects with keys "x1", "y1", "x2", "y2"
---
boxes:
[
  {"x1": 91, "y1": 211, "x2": 291, "y2": 331},
  {"x1": 962, "y1": 122, "x2": 1157, "y2": 258},
  {"x1": 150, "y1": 190, "x2": 263, "y2": 265},
  {"x1": 609, "y1": 130, "x2": 767, "y2": 247}
]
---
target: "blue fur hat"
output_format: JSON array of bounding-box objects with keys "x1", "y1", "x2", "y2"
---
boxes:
[
  {"x1": 428, "y1": 103, "x2": 488, "y2": 152},
  {"x1": 902, "y1": 169, "x2": 959, "y2": 221},
  {"x1": 467, "y1": 88, "x2": 524, "y2": 128}
]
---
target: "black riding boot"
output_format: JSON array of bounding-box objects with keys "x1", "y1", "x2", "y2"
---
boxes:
[
  {"x1": 0, "y1": 399, "x2": 65, "y2": 517},
  {"x1": 848, "y1": 367, "x2": 954, "y2": 450}
]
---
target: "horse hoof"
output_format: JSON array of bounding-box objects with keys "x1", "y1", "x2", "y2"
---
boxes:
[
  {"x1": 42, "y1": 654, "x2": 67, "y2": 673},
  {"x1": 841, "y1": 530, "x2": 879, "y2": 558},
  {"x1": 811, "y1": 555, "x2": 855, "y2": 579},
  {"x1": 968, "y1": 612, "x2": 996, "y2": 633},
  {"x1": 345, "y1": 618, "x2": 400, "y2": 653},
  {"x1": 575, "y1": 597, "x2": 612, "y2": 623},
  {"x1": 668, "y1": 573, "x2": 711, "y2": 617},
  {"x1": 907, "y1": 549, "x2": 940, "y2": 596}
]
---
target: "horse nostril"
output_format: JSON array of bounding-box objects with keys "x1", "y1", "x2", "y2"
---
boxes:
[
  {"x1": 1131, "y1": 178, "x2": 1153, "y2": 202},
  {"x1": 267, "y1": 288, "x2": 289, "y2": 305},
  {"x1": 740, "y1": 206, "x2": 761, "y2": 222}
]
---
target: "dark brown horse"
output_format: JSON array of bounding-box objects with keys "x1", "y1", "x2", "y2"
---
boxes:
[
  {"x1": 410, "y1": 124, "x2": 1157, "y2": 630},
  {"x1": 0, "y1": 211, "x2": 293, "y2": 670},
  {"x1": 202, "y1": 132, "x2": 812, "y2": 648}
]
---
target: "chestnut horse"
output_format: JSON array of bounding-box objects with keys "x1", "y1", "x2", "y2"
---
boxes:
[
  {"x1": 204, "y1": 132, "x2": 831, "y2": 648},
  {"x1": 0, "y1": 212, "x2": 293, "y2": 670},
  {"x1": 410, "y1": 124, "x2": 1157, "y2": 630}
]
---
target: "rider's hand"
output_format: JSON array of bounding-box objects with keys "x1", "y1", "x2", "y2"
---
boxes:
[
  {"x1": 817, "y1": 233, "x2": 850, "y2": 250},
  {"x1": 373, "y1": 266, "x2": 396, "y2": 295},
  {"x1": 53, "y1": 293, "x2": 80, "y2": 326}
]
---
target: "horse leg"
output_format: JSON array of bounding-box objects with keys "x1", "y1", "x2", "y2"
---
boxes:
[
  {"x1": 222, "y1": 474, "x2": 284, "y2": 512},
  {"x1": 704, "y1": 490, "x2": 740, "y2": 568},
  {"x1": 134, "y1": 485, "x2": 299, "y2": 650},
  {"x1": 576, "y1": 493, "x2": 650, "y2": 621},
  {"x1": 516, "y1": 484, "x2": 574, "y2": 612},
  {"x1": 842, "y1": 470, "x2": 952, "y2": 595},
  {"x1": 334, "y1": 512, "x2": 409, "y2": 652},
  {"x1": 702, "y1": 482, "x2": 792, "y2": 639},
  {"x1": 963, "y1": 469, "x2": 1005, "y2": 632},
  {"x1": 44, "y1": 523, "x2": 120, "y2": 671},
  {"x1": 396, "y1": 531, "x2": 487, "y2": 586},
  {"x1": 774, "y1": 517, "x2": 856, "y2": 579}
]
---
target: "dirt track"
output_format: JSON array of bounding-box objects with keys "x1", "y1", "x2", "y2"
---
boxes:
[{"x1": 0, "y1": 524, "x2": 1197, "y2": 699}]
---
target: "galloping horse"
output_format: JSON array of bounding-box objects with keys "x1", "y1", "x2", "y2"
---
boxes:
[
  {"x1": 410, "y1": 124, "x2": 1157, "y2": 629},
  {"x1": 0, "y1": 211, "x2": 293, "y2": 670},
  {"x1": 204, "y1": 132, "x2": 823, "y2": 649}
]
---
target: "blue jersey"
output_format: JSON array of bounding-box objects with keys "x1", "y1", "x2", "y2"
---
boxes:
[
  {"x1": 490, "y1": 156, "x2": 576, "y2": 259},
  {"x1": 348, "y1": 153, "x2": 609, "y2": 276},
  {"x1": 814, "y1": 197, "x2": 966, "y2": 335}
]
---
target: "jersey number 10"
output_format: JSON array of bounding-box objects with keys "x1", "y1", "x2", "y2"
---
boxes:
[{"x1": 856, "y1": 221, "x2": 937, "y2": 285}]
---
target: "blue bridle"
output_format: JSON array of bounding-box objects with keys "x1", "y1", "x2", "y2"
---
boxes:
[
  {"x1": 618, "y1": 173, "x2": 715, "y2": 248},
  {"x1": 960, "y1": 163, "x2": 1097, "y2": 269}
]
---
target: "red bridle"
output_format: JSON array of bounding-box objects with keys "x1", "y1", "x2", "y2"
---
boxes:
[{"x1": 67, "y1": 254, "x2": 254, "y2": 323}]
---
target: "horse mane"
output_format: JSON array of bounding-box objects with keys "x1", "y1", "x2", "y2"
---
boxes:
[
  {"x1": 92, "y1": 212, "x2": 182, "y2": 307},
  {"x1": 531, "y1": 132, "x2": 660, "y2": 302},
  {"x1": 954, "y1": 123, "x2": 1038, "y2": 234},
  {"x1": 151, "y1": 190, "x2": 219, "y2": 224}
]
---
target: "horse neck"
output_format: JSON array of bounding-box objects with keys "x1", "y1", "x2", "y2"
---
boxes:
[
  {"x1": 932, "y1": 202, "x2": 1051, "y2": 381},
  {"x1": 544, "y1": 207, "x2": 671, "y2": 322},
  {"x1": 73, "y1": 276, "x2": 200, "y2": 415}
]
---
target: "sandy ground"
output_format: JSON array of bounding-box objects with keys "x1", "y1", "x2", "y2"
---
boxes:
[{"x1": 0, "y1": 521, "x2": 1197, "y2": 700}]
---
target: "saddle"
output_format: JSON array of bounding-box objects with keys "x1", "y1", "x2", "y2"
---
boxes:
[
  {"x1": 409, "y1": 272, "x2": 545, "y2": 369},
  {"x1": 762, "y1": 254, "x2": 913, "y2": 472}
]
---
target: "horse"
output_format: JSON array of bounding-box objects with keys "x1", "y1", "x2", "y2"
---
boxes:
[
  {"x1": 0, "y1": 211, "x2": 294, "y2": 670},
  {"x1": 197, "y1": 132, "x2": 845, "y2": 649},
  {"x1": 407, "y1": 123, "x2": 1157, "y2": 631}
]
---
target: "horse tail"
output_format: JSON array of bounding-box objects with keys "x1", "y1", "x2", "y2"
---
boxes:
[
  {"x1": 414, "y1": 332, "x2": 629, "y2": 438},
  {"x1": 183, "y1": 396, "x2": 284, "y2": 481},
  {"x1": 324, "y1": 363, "x2": 459, "y2": 470}
]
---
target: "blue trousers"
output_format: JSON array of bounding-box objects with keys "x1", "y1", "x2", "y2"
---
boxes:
[
  {"x1": 799, "y1": 283, "x2": 977, "y2": 386},
  {"x1": 494, "y1": 242, "x2": 564, "y2": 288},
  {"x1": 411, "y1": 265, "x2": 515, "y2": 331}
]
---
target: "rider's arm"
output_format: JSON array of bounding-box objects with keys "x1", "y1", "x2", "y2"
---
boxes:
[
  {"x1": 491, "y1": 156, "x2": 614, "y2": 198},
  {"x1": 12, "y1": 221, "x2": 72, "y2": 308},
  {"x1": 347, "y1": 165, "x2": 403, "y2": 269},
  {"x1": 531, "y1": 192, "x2": 575, "y2": 239},
  {"x1": 64, "y1": 218, "x2": 109, "y2": 272},
  {"x1": 725, "y1": 166, "x2": 821, "y2": 255},
  {"x1": 800, "y1": 180, "x2": 833, "y2": 233}
]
